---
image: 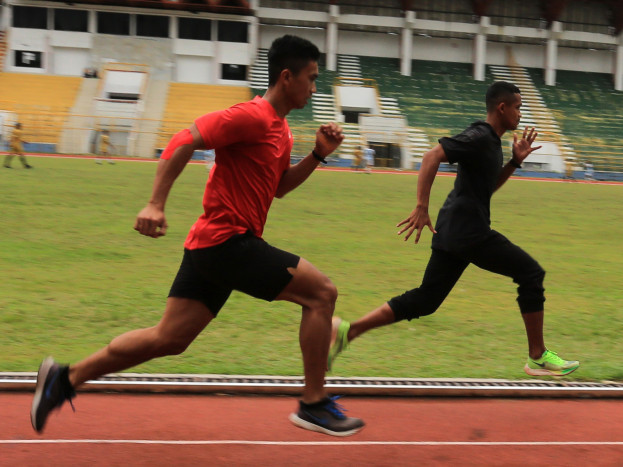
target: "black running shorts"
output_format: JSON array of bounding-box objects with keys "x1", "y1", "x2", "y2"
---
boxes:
[{"x1": 168, "y1": 231, "x2": 300, "y2": 316}]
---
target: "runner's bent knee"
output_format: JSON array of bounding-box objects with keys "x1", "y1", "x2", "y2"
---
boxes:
[
  {"x1": 278, "y1": 258, "x2": 337, "y2": 311},
  {"x1": 515, "y1": 265, "x2": 546, "y2": 313}
]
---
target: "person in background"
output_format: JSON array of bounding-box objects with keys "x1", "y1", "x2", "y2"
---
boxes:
[
  {"x1": 4, "y1": 123, "x2": 33, "y2": 169},
  {"x1": 363, "y1": 144, "x2": 375, "y2": 174},
  {"x1": 96, "y1": 130, "x2": 116, "y2": 165}
]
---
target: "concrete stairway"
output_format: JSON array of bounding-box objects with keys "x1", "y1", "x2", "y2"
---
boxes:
[
  {"x1": 250, "y1": 48, "x2": 268, "y2": 89},
  {"x1": 408, "y1": 127, "x2": 431, "y2": 163},
  {"x1": 379, "y1": 96, "x2": 402, "y2": 116},
  {"x1": 338, "y1": 55, "x2": 363, "y2": 84},
  {"x1": 312, "y1": 93, "x2": 339, "y2": 122},
  {"x1": 0, "y1": 31, "x2": 6, "y2": 72},
  {"x1": 339, "y1": 122, "x2": 362, "y2": 161},
  {"x1": 131, "y1": 78, "x2": 169, "y2": 157},
  {"x1": 58, "y1": 78, "x2": 99, "y2": 154}
]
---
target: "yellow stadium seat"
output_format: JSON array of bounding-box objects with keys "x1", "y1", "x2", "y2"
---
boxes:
[
  {"x1": 157, "y1": 84, "x2": 251, "y2": 148},
  {"x1": 0, "y1": 72, "x2": 82, "y2": 144}
]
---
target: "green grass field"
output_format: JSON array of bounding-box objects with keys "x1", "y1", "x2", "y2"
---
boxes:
[{"x1": 1, "y1": 156, "x2": 622, "y2": 381}]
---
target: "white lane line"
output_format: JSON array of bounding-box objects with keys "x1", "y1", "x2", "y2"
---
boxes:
[{"x1": 1, "y1": 440, "x2": 622, "y2": 446}]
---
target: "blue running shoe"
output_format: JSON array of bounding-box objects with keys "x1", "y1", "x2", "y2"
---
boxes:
[
  {"x1": 31, "y1": 357, "x2": 76, "y2": 433},
  {"x1": 289, "y1": 396, "x2": 364, "y2": 437}
]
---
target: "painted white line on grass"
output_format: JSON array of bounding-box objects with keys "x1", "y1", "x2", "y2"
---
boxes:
[{"x1": 2, "y1": 439, "x2": 622, "y2": 446}]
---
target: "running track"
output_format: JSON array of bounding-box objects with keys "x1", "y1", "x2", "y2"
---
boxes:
[{"x1": 3, "y1": 393, "x2": 622, "y2": 466}]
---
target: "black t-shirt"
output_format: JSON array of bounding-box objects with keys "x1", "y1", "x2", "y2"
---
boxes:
[{"x1": 432, "y1": 121, "x2": 503, "y2": 251}]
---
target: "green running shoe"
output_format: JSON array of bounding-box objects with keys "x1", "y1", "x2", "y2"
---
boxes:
[
  {"x1": 524, "y1": 349, "x2": 579, "y2": 376},
  {"x1": 327, "y1": 318, "x2": 350, "y2": 372}
]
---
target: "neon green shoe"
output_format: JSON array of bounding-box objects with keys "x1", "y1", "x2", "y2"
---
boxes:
[
  {"x1": 524, "y1": 349, "x2": 579, "y2": 376},
  {"x1": 328, "y1": 318, "x2": 350, "y2": 372}
]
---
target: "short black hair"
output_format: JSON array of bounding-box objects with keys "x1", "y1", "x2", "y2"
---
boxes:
[
  {"x1": 486, "y1": 81, "x2": 521, "y2": 112},
  {"x1": 267, "y1": 35, "x2": 320, "y2": 87}
]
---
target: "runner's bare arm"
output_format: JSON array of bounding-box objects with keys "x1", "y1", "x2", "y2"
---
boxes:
[
  {"x1": 134, "y1": 124, "x2": 205, "y2": 238},
  {"x1": 275, "y1": 123, "x2": 344, "y2": 198}
]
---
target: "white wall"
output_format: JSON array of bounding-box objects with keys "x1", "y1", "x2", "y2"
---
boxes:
[
  {"x1": 7, "y1": 28, "x2": 47, "y2": 73},
  {"x1": 338, "y1": 30, "x2": 400, "y2": 58},
  {"x1": 176, "y1": 56, "x2": 213, "y2": 83},
  {"x1": 53, "y1": 48, "x2": 90, "y2": 76},
  {"x1": 336, "y1": 86, "x2": 378, "y2": 112},
  {"x1": 557, "y1": 47, "x2": 613, "y2": 74},
  {"x1": 412, "y1": 36, "x2": 473, "y2": 64},
  {"x1": 259, "y1": 25, "x2": 326, "y2": 52}
]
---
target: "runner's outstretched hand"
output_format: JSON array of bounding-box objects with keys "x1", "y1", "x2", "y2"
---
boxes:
[
  {"x1": 512, "y1": 127, "x2": 542, "y2": 164},
  {"x1": 397, "y1": 205, "x2": 437, "y2": 244}
]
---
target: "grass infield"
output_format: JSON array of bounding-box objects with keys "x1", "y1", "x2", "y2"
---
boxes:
[{"x1": 1, "y1": 156, "x2": 622, "y2": 381}]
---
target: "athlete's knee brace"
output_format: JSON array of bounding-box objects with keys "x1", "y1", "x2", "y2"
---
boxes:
[{"x1": 160, "y1": 128, "x2": 193, "y2": 160}]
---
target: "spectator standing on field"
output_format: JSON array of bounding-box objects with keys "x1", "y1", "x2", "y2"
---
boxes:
[
  {"x1": 4, "y1": 123, "x2": 33, "y2": 169},
  {"x1": 96, "y1": 130, "x2": 116, "y2": 164},
  {"x1": 363, "y1": 144, "x2": 375, "y2": 173}
]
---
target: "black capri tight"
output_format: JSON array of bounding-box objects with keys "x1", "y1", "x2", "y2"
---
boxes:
[{"x1": 389, "y1": 230, "x2": 545, "y2": 322}]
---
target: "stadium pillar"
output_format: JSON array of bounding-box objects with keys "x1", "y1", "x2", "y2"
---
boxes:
[
  {"x1": 1, "y1": 2, "x2": 11, "y2": 31},
  {"x1": 249, "y1": 16, "x2": 259, "y2": 63},
  {"x1": 170, "y1": 16, "x2": 177, "y2": 39},
  {"x1": 545, "y1": 21, "x2": 561, "y2": 86},
  {"x1": 88, "y1": 10, "x2": 96, "y2": 34},
  {"x1": 473, "y1": 16, "x2": 489, "y2": 81},
  {"x1": 401, "y1": 10, "x2": 415, "y2": 76},
  {"x1": 326, "y1": 4, "x2": 339, "y2": 72},
  {"x1": 615, "y1": 36, "x2": 623, "y2": 91}
]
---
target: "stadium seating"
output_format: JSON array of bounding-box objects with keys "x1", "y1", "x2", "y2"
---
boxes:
[
  {"x1": 529, "y1": 68, "x2": 623, "y2": 171},
  {"x1": 358, "y1": 56, "x2": 490, "y2": 145},
  {"x1": 0, "y1": 73, "x2": 82, "y2": 144},
  {"x1": 157, "y1": 83, "x2": 251, "y2": 148}
]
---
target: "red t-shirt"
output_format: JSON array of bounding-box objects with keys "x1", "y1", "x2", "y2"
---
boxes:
[{"x1": 184, "y1": 96, "x2": 293, "y2": 249}]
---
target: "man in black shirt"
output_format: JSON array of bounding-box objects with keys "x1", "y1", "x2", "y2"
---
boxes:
[{"x1": 329, "y1": 81, "x2": 579, "y2": 377}]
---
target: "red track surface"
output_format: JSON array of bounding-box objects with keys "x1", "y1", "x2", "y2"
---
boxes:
[{"x1": 2, "y1": 393, "x2": 622, "y2": 466}]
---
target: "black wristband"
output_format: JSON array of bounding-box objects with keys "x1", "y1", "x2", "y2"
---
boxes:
[
  {"x1": 509, "y1": 157, "x2": 522, "y2": 169},
  {"x1": 312, "y1": 149, "x2": 327, "y2": 164}
]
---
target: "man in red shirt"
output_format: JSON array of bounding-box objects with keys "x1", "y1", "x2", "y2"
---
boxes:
[{"x1": 31, "y1": 35, "x2": 364, "y2": 437}]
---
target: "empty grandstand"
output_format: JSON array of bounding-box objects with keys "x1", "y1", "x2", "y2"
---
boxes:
[
  {"x1": 0, "y1": 0, "x2": 621, "y2": 177},
  {"x1": 157, "y1": 84, "x2": 251, "y2": 149},
  {"x1": 0, "y1": 73, "x2": 82, "y2": 151}
]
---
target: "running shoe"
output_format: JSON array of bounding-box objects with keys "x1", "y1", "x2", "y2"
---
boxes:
[
  {"x1": 31, "y1": 357, "x2": 76, "y2": 433},
  {"x1": 327, "y1": 318, "x2": 350, "y2": 372},
  {"x1": 524, "y1": 349, "x2": 580, "y2": 376},
  {"x1": 289, "y1": 396, "x2": 364, "y2": 437}
]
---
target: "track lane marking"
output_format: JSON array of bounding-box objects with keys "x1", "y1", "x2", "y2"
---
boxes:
[{"x1": 2, "y1": 440, "x2": 623, "y2": 446}]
